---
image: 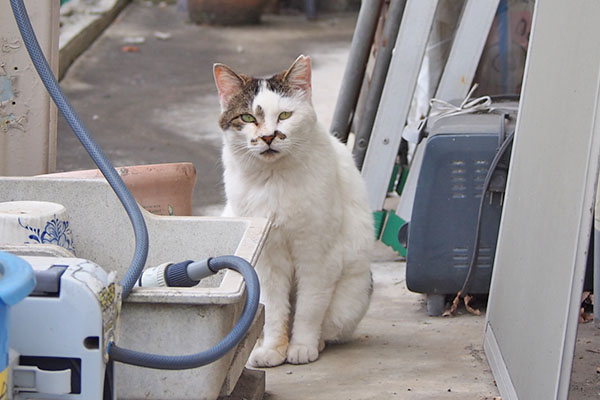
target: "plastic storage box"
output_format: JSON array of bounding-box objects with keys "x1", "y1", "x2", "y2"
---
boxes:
[{"x1": 406, "y1": 102, "x2": 517, "y2": 315}]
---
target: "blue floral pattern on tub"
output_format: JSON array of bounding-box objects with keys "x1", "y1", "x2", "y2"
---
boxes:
[{"x1": 18, "y1": 215, "x2": 75, "y2": 253}]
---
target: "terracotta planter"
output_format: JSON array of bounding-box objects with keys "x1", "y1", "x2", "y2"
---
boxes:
[
  {"x1": 188, "y1": 0, "x2": 267, "y2": 25},
  {"x1": 38, "y1": 163, "x2": 197, "y2": 216}
]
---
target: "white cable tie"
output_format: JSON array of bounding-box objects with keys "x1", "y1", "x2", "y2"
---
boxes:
[
  {"x1": 428, "y1": 83, "x2": 492, "y2": 120},
  {"x1": 402, "y1": 84, "x2": 493, "y2": 143}
]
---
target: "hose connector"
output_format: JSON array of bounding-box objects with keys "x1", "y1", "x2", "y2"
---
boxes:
[
  {"x1": 185, "y1": 258, "x2": 215, "y2": 282},
  {"x1": 136, "y1": 258, "x2": 216, "y2": 288},
  {"x1": 137, "y1": 262, "x2": 170, "y2": 287}
]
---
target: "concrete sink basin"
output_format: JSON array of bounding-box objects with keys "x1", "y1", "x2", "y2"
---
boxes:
[{"x1": 0, "y1": 176, "x2": 269, "y2": 399}]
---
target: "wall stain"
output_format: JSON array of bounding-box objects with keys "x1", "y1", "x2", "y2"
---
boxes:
[
  {"x1": 0, "y1": 75, "x2": 15, "y2": 105},
  {"x1": 1, "y1": 38, "x2": 21, "y2": 53},
  {"x1": 1, "y1": 113, "x2": 27, "y2": 133}
]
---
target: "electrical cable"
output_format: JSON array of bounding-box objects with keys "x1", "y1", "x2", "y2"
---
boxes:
[
  {"x1": 9, "y1": 0, "x2": 148, "y2": 299},
  {"x1": 459, "y1": 129, "x2": 515, "y2": 296},
  {"x1": 10, "y1": 0, "x2": 260, "y2": 370}
]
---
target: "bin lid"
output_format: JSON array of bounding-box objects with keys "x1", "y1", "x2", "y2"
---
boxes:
[{"x1": 0, "y1": 251, "x2": 35, "y2": 306}]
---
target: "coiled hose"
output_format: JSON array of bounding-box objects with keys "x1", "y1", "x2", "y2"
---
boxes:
[
  {"x1": 10, "y1": 0, "x2": 260, "y2": 370},
  {"x1": 109, "y1": 256, "x2": 260, "y2": 369}
]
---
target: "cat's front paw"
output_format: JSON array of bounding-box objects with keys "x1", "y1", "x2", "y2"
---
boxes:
[
  {"x1": 248, "y1": 346, "x2": 286, "y2": 368},
  {"x1": 286, "y1": 343, "x2": 320, "y2": 364}
]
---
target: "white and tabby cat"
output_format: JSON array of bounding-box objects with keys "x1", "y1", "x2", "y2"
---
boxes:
[{"x1": 213, "y1": 55, "x2": 374, "y2": 367}]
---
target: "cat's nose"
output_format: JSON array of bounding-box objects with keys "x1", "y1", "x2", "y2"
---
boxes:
[{"x1": 261, "y1": 134, "x2": 276, "y2": 145}]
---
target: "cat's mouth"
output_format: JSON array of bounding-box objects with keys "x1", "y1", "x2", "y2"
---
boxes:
[{"x1": 260, "y1": 149, "x2": 280, "y2": 155}]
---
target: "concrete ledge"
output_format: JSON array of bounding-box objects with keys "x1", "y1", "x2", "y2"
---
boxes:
[
  {"x1": 219, "y1": 368, "x2": 265, "y2": 400},
  {"x1": 219, "y1": 305, "x2": 265, "y2": 397},
  {"x1": 59, "y1": 0, "x2": 130, "y2": 79}
]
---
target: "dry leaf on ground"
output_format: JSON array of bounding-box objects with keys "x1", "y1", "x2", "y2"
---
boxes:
[
  {"x1": 464, "y1": 294, "x2": 482, "y2": 316},
  {"x1": 443, "y1": 291, "x2": 462, "y2": 316}
]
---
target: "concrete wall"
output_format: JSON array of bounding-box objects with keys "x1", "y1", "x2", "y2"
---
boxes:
[{"x1": 0, "y1": 0, "x2": 60, "y2": 176}]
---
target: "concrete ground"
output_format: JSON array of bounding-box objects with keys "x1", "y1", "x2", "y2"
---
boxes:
[
  {"x1": 55, "y1": 2, "x2": 598, "y2": 399},
  {"x1": 261, "y1": 248, "x2": 499, "y2": 400}
]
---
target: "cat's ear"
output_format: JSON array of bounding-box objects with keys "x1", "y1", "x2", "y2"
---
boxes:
[
  {"x1": 214, "y1": 63, "x2": 245, "y2": 108},
  {"x1": 283, "y1": 55, "x2": 312, "y2": 97}
]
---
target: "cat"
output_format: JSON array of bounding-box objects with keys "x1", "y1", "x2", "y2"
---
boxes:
[{"x1": 213, "y1": 55, "x2": 374, "y2": 367}]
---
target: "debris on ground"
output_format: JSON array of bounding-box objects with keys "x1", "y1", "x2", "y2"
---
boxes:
[
  {"x1": 443, "y1": 293, "x2": 462, "y2": 317},
  {"x1": 579, "y1": 291, "x2": 594, "y2": 323},
  {"x1": 464, "y1": 294, "x2": 482, "y2": 316},
  {"x1": 123, "y1": 36, "x2": 146, "y2": 44},
  {"x1": 443, "y1": 291, "x2": 482, "y2": 316},
  {"x1": 121, "y1": 45, "x2": 140, "y2": 53},
  {"x1": 153, "y1": 31, "x2": 172, "y2": 40}
]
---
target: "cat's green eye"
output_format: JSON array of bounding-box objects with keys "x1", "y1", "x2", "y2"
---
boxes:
[
  {"x1": 241, "y1": 114, "x2": 256, "y2": 123},
  {"x1": 278, "y1": 111, "x2": 292, "y2": 121}
]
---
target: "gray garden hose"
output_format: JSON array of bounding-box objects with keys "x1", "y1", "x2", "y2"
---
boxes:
[
  {"x1": 9, "y1": 0, "x2": 148, "y2": 299},
  {"x1": 10, "y1": 0, "x2": 260, "y2": 370},
  {"x1": 109, "y1": 256, "x2": 260, "y2": 369}
]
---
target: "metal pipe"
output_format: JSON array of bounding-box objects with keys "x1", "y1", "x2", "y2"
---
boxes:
[
  {"x1": 498, "y1": 0, "x2": 509, "y2": 94},
  {"x1": 305, "y1": 0, "x2": 317, "y2": 20},
  {"x1": 330, "y1": 0, "x2": 384, "y2": 143},
  {"x1": 352, "y1": 0, "x2": 407, "y2": 168}
]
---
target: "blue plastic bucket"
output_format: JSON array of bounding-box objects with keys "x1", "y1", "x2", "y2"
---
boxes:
[{"x1": 0, "y1": 252, "x2": 35, "y2": 394}]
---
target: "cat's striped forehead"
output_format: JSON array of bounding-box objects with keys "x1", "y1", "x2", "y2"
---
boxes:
[
  {"x1": 237, "y1": 73, "x2": 297, "y2": 107},
  {"x1": 218, "y1": 73, "x2": 297, "y2": 130}
]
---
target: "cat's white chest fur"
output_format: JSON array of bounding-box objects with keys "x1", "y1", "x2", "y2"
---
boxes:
[{"x1": 222, "y1": 132, "x2": 343, "y2": 236}]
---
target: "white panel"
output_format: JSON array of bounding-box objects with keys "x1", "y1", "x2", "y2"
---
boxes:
[
  {"x1": 362, "y1": 0, "x2": 439, "y2": 211},
  {"x1": 484, "y1": 1, "x2": 600, "y2": 399},
  {"x1": 483, "y1": 324, "x2": 518, "y2": 400},
  {"x1": 394, "y1": 142, "x2": 425, "y2": 221},
  {"x1": 0, "y1": 0, "x2": 59, "y2": 176}
]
